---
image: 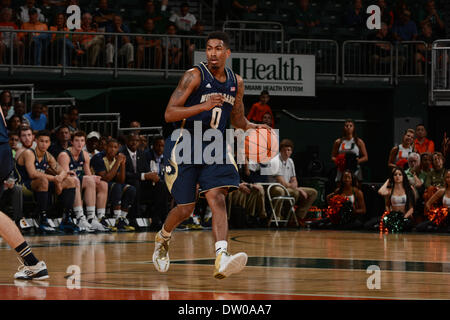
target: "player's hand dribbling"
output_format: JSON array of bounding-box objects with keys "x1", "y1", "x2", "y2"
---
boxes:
[{"x1": 202, "y1": 94, "x2": 224, "y2": 111}]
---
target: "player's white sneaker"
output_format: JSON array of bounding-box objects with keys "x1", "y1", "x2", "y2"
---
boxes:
[
  {"x1": 213, "y1": 251, "x2": 248, "y2": 279},
  {"x1": 89, "y1": 217, "x2": 111, "y2": 232},
  {"x1": 153, "y1": 231, "x2": 170, "y2": 273},
  {"x1": 14, "y1": 260, "x2": 49, "y2": 280},
  {"x1": 77, "y1": 216, "x2": 95, "y2": 233}
]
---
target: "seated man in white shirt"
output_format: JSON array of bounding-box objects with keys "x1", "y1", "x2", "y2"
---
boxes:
[{"x1": 269, "y1": 139, "x2": 318, "y2": 220}]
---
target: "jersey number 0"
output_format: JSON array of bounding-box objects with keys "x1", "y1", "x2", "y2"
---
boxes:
[{"x1": 210, "y1": 107, "x2": 222, "y2": 129}]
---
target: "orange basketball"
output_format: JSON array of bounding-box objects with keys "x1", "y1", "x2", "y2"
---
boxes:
[{"x1": 244, "y1": 128, "x2": 279, "y2": 163}]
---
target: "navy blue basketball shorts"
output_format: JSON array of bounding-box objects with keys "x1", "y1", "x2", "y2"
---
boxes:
[{"x1": 163, "y1": 136, "x2": 239, "y2": 205}]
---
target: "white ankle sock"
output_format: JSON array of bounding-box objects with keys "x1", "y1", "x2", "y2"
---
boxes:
[
  {"x1": 215, "y1": 241, "x2": 228, "y2": 256},
  {"x1": 113, "y1": 210, "x2": 121, "y2": 219},
  {"x1": 86, "y1": 206, "x2": 95, "y2": 220},
  {"x1": 160, "y1": 226, "x2": 172, "y2": 239},
  {"x1": 97, "y1": 208, "x2": 106, "y2": 219},
  {"x1": 73, "y1": 206, "x2": 84, "y2": 219}
]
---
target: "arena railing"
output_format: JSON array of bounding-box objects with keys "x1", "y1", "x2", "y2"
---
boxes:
[
  {"x1": 395, "y1": 41, "x2": 428, "y2": 83},
  {"x1": 0, "y1": 84, "x2": 34, "y2": 111},
  {"x1": 342, "y1": 40, "x2": 394, "y2": 84},
  {"x1": 287, "y1": 38, "x2": 339, "y2": 83},
  {"x1": 430, "y1": 40, "x2": 450, "y2": 105},
  {"x1": 78, "y1": 112, "x2": 120, "y2": 138},
  {"x1": 41, "y1": 99, "x2": 76, "y2": 130},
  {"x1": 222, "y1": 20, "x2": 284, "y2": 53},
  {"x1": 0, "y1": 29, "x2": 207, "y2": 78}
]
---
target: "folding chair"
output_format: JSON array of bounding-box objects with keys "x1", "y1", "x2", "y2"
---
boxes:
[{"x1": 260, "y1": 183, "x2": 298, "y2": 227}]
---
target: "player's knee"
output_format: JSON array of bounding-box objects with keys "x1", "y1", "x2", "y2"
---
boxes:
[
  {"x1": 178, "y1": 204, "x2": 195, "y2": 220},
  {"x1": 83, "y1": 176, "x2": 95, "y2": 189},
  {"x1": 98, "y1": 180, "x2": 108, "y2": 193}
]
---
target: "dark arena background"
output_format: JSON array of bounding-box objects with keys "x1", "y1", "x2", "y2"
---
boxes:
[{"x1": 0, "y1": 0, "x2": 450, "y2": 308}]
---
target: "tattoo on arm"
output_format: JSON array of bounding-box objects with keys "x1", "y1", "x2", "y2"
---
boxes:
[{"x1": 172, "y1": 71, "x2": 195, "y2": 101}]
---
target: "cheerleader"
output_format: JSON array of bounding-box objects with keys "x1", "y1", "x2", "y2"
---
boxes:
[
  {"x1": 331, "y1": 119, "x2": 368, "y2": 184},
  {"x1": 311, "y1": 170, "x2": 366, "y2": 229},
  {"x1": 417, "y1": 169, "x2": 450, "y2": 232},
  {"x1": 388, "y1": 129, "x2": 415, "y2": 170},
  {"x1": 364, "y1": 167, "x2": 416, "y2": 231}
]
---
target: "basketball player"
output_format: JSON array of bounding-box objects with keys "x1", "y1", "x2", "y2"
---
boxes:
[
  {"x1": 16, "y1": 130, "x2": 79, "y2": 234},
  {"x1": 57, "y1": 131, "x2": 110, "y2": 232},
  {"x1": 153, "y1": 31, "x2": 269, "y2": 279},
  {"x1": 0, "y1": 107, "x2": 49, "y2": 279}
]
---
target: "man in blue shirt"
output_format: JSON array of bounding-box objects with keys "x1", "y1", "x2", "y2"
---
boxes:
[
  {"x1": 105, "y1": 14, "x2": 134, "y2": 68},
  {"x1": 23, "y1": 102, "x2": 47, "y2": 131},
  {"x1": 392, "y1": 10, "x2": 418, "y2": 41}
]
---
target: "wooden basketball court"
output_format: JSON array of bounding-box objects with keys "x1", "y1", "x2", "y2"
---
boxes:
[{"x1": 0, "y1": 229, "x2": 449, "y2": 300}]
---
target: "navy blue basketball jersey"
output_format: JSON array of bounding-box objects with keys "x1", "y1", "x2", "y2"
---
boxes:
[
  {"x1": 65, "y1": 148, "x2": 85, "y2": 179},
  {"x1": 16, "y1": 149, "x2": 49, "y2": 184},
  {"x1": 182, "y1": 62, "x2": 238, "y2": 133},
  {"x1": 0, "y1": 110, "x2": 8, "y2": 143}
]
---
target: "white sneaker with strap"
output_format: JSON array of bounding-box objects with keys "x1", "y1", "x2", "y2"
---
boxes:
[
  {"x1": 213, "y1": 251, "x2": 248, "y2": 279},
  {"x1": 153, "y1": 231, "x2": 170, "y2": 273},
  {"x1": 14, "y1": 259, "x2": 49, "y2": 280}
]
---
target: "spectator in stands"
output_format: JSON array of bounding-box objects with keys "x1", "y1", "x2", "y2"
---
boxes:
[
  {"x1": 169, "y1": 2, "x2": 197, "y2": 35},
  {"x1": 128, "y1": 120, "x2": 141, "y2": 135},
  {"x1": 58, "y1": 131, "x2": 110, "y2": 232},
  {"x1": 91, "y1": 138, "x2": 136, "y2": 232},
  {"x1": 405, "y1": 152, "x2": 426, "y2": 190},
  {"x1": 268, "y1": 139, "x2": 318, "y2": 220},
  {"x1": 13, "y1": 101, "x2": 29, "y2": 126},
  {"x1": 246, "y1": 90, "x2": 274, "y2": 128},
  {"x1": 7, "y1": 115, "x2": 21, "y2": 132},
  {"x1": 418, "y1": 0, "x2": 445, "y2": 37},
  {"x1": 227, "y1": 163, "x2": 267, "y2": 227},
  {"x1": 84, "y1": 131, "x2": 100, "y2": 158},
  {"x1": 262, "y1": 112, "x2": 273, "y2": 128},
  {"x1": 378, "y1": 0, "x2": 394, "y2": 29},
  {"x1": 39, "y1": 0, "x2": 58, "y2": 23},
  {"x1": 393, "y1": 0, "x2": 409, "y2": 24},
  {"x1": 48, "y1": 124, "x2": 71, "y2": 158},
  {"x1": 20, "y1": 8, "x2": 49, "y2": 66},
  {"x1": 8, "y1": 131, "x2": 19, "y2": 156},
  {"x1": 414, "y1": 124, "x2": 435, "y2": 154},
  {"x1": 93, "y1": 0, "x2": 116, "y2": 32},
  {"x1": 136, "y1": 18, "x2": 162, "y2": 69},
  {"x1": 66, "y1": 106, "x2": 79, "y2": 132},
  {"x1": 388, "y1": 128, "x2": 415, "y2": 171},
  {"x1": 0, "y1": 90, "x2": 13, "y2": 120},
  {"x1": 122, "y1": 133, "x2": 166, "y2": 228},
  {"x1": 17, "y1": 0, "x2": 46, "y2": 24},
  {"x1": 24, "y1": 102, "x2": 47, "y2": 131},
  {"x1": 162, "y1": 23, "x2": 182, "y2": 69},
  {"x1": 392, "y1": 10, "x2": 418, "y2": 41},
  {"x1": 231, "y1": 0, "x2": 257, "y2": 19},
  {"x1": 98, "y1": 135, "x2": 107, "y2": 152},
  {"x1": 292, "y1": 0, "x2": 320, "y2": 29},
  {"x1": 16, "y1": 129, "x2": 79, "y2": 234},
  {"x1": 49, "y1": 12, "x2": 78, "y2": 66},
  {"x1": 415, "y1": 23, "x2": 437, "y2": 75},
  {"x1": 139, "y1": 135, "x2": 149, "y2": 152},
  {"x1": 344, "y1": 0, "x2": 366, "y2": 30},
  {"x1": 425, "y1": 152, "x2": 446, "y2": 188},
  {"x1": 0, "y1": 8, "x2": 24, "y2": 65},
  {"x1": 331, "y1": 119, "x2": 368, "y2": 184},
  {"x1": 442, "y1": 132, "x2": 450, "y2": 169},
  {"x1": 105, "y1": 14, "x2": 134, "y2": 68},
  {"x1": 73, "y1": 13, "x2": 104, "y2": 67},
  {"x1": 421, "y1": 151, "x2": 433, "y2": 173},
  {"x1": 140, "y1": 0, "x2": 169, "y2": 35},
  {"x1": 367, "y1": 22, "x2": 399, "y2": 73},
  {"x1": 145, "y1": 135, "x2": 169, "y2": 229}
]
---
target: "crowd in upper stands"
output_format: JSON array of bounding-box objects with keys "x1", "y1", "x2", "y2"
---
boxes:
[
  {"x1": 0, "y1": 0, "x2": 205, "y2": 68},
  {"x1": 0, "y1": 0, "x2": 449, "y2": 70}
]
